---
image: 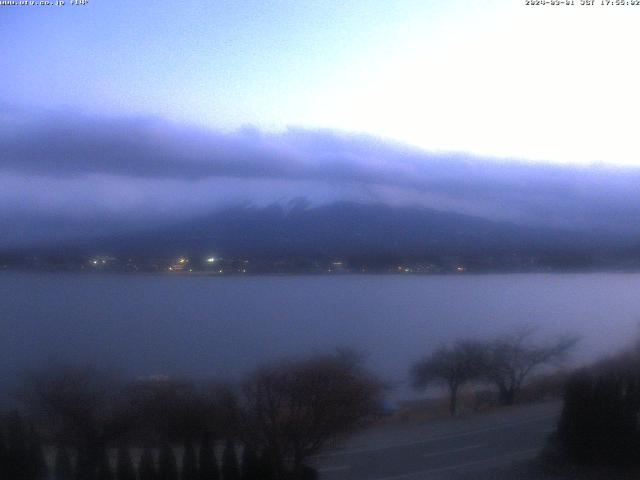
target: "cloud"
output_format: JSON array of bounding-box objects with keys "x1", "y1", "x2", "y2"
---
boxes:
[{"x1": 2, "y1": 105, "x2": 640, "y2": 247}]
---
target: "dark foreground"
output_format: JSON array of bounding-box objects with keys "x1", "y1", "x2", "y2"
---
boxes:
[
  {"x1": 314, "y1": 400, "x2": 640, "y2": 480},
  {"x1": 313, "y1": 401, "x2": 561, "y2": 480}
]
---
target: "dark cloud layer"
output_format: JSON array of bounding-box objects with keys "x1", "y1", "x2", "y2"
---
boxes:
[{"x1": 2, "y1": 105, "x2": 640, "y2": 247}]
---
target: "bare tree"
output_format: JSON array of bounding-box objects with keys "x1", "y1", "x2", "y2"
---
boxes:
[
  {"x1": 240, "y1": 352, "x2": 381, "y2": 480},
  {"x1": 119, "y1": 376, "x2": 236, "y2": 444},
  {"x1": 411, "y1": 340, "x2": 486, "y2": 416},
  {"x1": 17, "y1": 364, "x2": 129, "y2": 479},
  {"x1": 482, "y1": 327, "x2": 579, "y2": 405},
  {"x1": 20, "y1": 364, "x2": 126, "y2": 449},
  {"x1": 122, "y1": 377, "x2": 205, "y2": 442}
]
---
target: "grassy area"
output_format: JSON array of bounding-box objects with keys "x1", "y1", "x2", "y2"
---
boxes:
[{"x1": 384, "y1": 371, "x2": 569, "y2": 425}]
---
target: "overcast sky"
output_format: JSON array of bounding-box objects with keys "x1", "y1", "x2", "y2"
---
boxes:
[{"x1": 2, "y1": 1, "x2": 640, "y2": 246}]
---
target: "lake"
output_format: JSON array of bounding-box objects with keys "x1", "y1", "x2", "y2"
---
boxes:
[{"x1": 2, "y1": 271, "x2": 639, "y2": 400}]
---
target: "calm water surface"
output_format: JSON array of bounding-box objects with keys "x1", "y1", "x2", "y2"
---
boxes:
[{"x1": 2, "y1": 271, "x2": 639, "y2": 399}]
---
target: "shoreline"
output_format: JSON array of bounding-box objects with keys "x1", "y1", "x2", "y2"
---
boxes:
[{"x1": 4, "y1": 267, "x2": 640, "y2": 277}]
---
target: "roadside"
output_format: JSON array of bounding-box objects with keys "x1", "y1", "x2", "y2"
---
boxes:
[
  {"x1": 313, "y1": 400, "x2": 561, "y2": 480},
  {"x1": 449, "y1": 459, "x2": 640, "y2": 480}
]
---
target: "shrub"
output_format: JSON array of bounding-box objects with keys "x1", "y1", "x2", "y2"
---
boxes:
[
  {"x1": 116, "y1": 446, "x2": 136, "y2": 480},
  {"x1": 158, "y1": 443, "x2": 178, "y2": 480},
  {"x1": 239, "y1": 444, "x2": 259, "y2": 480},
  {"x1": 54, "y1": 445, "x2": 74, "y2": 480},
  {"x1": 241, "y1": 352, "x2": 381, "y2": 478},
  {"x1": 6, "y1": 411, "x2": 30, "y2": 479},
  {"x1": 558, "y1": 355, "x2": 640, "y2": 465},
  {"x1": 96, "y1": 445, "x2": 113, "y2": 480},
  {"x1": 197, "y1": 433, "x2": 218, "y2": 480},
  {"x1": 138, "y1": 448, "x2": 157, "y2": 480},
  {"x1": 182, "y1": 438, "x2": 198, "y2": 480},
  {"x1": 221, "y1": 440, "x2": 239, "y2": 480}
]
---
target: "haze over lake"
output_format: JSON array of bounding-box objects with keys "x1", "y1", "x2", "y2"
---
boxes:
[{"x1": 2, "y1": 271, "x2": 638, "y2": 400}]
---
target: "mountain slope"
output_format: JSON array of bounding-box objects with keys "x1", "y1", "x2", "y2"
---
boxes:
[{"x1": 70, "y1": 202, "x2": 615, "y2": 259}]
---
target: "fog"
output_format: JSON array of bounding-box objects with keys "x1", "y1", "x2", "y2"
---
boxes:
[
  {"x1": 2, "y1": 271, "x2": 638, "y2": 402},
  {"x1": 4, "y1": 106, "x2": 640, "y2": 248}
]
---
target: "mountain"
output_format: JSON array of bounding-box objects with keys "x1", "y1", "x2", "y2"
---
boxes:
[{"x1": 55, "y1": 201, "x2": 621, "y2": 260}]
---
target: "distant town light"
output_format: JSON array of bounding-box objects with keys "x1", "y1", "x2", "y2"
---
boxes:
[{"x1": 206, "y1": 257, "x2": 216, "y2": 263}]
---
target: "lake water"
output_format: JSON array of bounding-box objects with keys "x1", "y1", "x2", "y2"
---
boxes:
[{"x1": 2, "y1": 271, "x2": 640, "y2": 400}]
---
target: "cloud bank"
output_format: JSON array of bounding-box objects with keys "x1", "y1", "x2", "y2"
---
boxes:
[{"x1": 2, "y1": 105, "x2": 640, "y2": 247}]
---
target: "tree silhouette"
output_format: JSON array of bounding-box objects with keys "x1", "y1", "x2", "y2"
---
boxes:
[
  {"x1": 221, "y1": 441, "x2": 239, "y2": 480},
  {"x1": 6, "y1": 411, "x2": 29, "y2": 478},
  {"x1": 21, "y1": 364, "x2": 126, "y2": 477},
  {"x1": 198, "y1": 433, "x2": 218, "y2": 480},
  {"x1": 411, "y1": 341, "x2": 486, "y2": 415},
  {"x1": 239, "y1": 444, "x2": 259, "y2": 480},
  {"x1": 54, "y1": 445, "x2": 74, "y2": 480},
  {"x1": 116, "y1": 446, "x2": 136, "y2": 480},
  {"x1": 138, "y1": 447, "x2": 157, "y2": 480},
  {"x1": 241, "y1": 353, "x2": 380, "y2": 478},
  {"x1": 482, "y1": 327, "x2": 578, "y2": 405},
  {"x1": 294, "y1": 464, "x2": 317, "y2": 480},
  {"x1": 76, "y1": 445, "x2": 97, "y2": 480},
  {"x1": 0, "y1": 426, "x2": 8, "y2": 479},
  {"x1": 557, "y1": 337, "x2": 640, "y2": 466},
  {"x1": 558, "y1": 364, "x2": 640, "y2": 466},
  {"x1": 256, "y1": 449, "x2": 276, "y2": 480},
  {"x1": 27, "y1": 425, "x2": 48, "y2": 480},
  {"x1": 182, "y1": 437, "x2": 198, "y2": 480},
  {"x1": 158, "y1": 443, "x2": 178, "y2": 480},
  {"x1": 96, "y1": 445, "x2": 114, "y2": 480},
  {"x1": 123, "y1": 378, "x2": 209, "y2": 443}
]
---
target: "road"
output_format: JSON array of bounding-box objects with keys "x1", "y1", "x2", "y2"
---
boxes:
[{"x1": 312, "y1": 401, "x2": 561, "y2": 480}]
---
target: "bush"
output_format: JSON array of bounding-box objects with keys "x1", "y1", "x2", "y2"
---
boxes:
[
  {"x1": 239, "y1": 444, "x2": 259, "y2": 480},
  {"x1": 198, "y1": 433, "x2": 218, "y2": 480},
  {"x1": 158, "y1": 443, "x2": 178, "y2": 480},
  {"x1": 96, "y1": 445, "x2": 113, "y2": 480},
  {"x1": 6, "y1": 411, "x2": 29, "y2": 478},
  {"x1": 558, "y1": 356, "x2": 640, "y2": 465},
  {"x1": 0, "y1": 425, "x2": 6, "y2": 479},
  {"x1": 221, "y1": 440, "x2": 239, "y2": 480},
  {"x1": 241, "y1": 352, "x2": 381, "y2": 478},
  {"x1": 138, "y1": 448, "x2": 157, "y2": 480},
  {"x1": 182, "y1": 437, "x2": 198, "y2": 480},
  {"x1": 116, "y1": 446, "x2": 136, "y2": 480},
  {"x1": 27, "y1": 425, "x2": 47, "y2": 480},
  {"x1": 54, "y1": 445, "x2": 74, "y2": 480}
]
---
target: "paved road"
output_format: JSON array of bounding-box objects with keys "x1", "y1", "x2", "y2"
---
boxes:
[{"x1": 312, "y1": 401, "x2": 561, "y2": 480}]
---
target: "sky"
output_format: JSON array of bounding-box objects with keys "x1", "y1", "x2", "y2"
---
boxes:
[{"x1": 2, "y1": 0, "x2": 640, "y2": 246}]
